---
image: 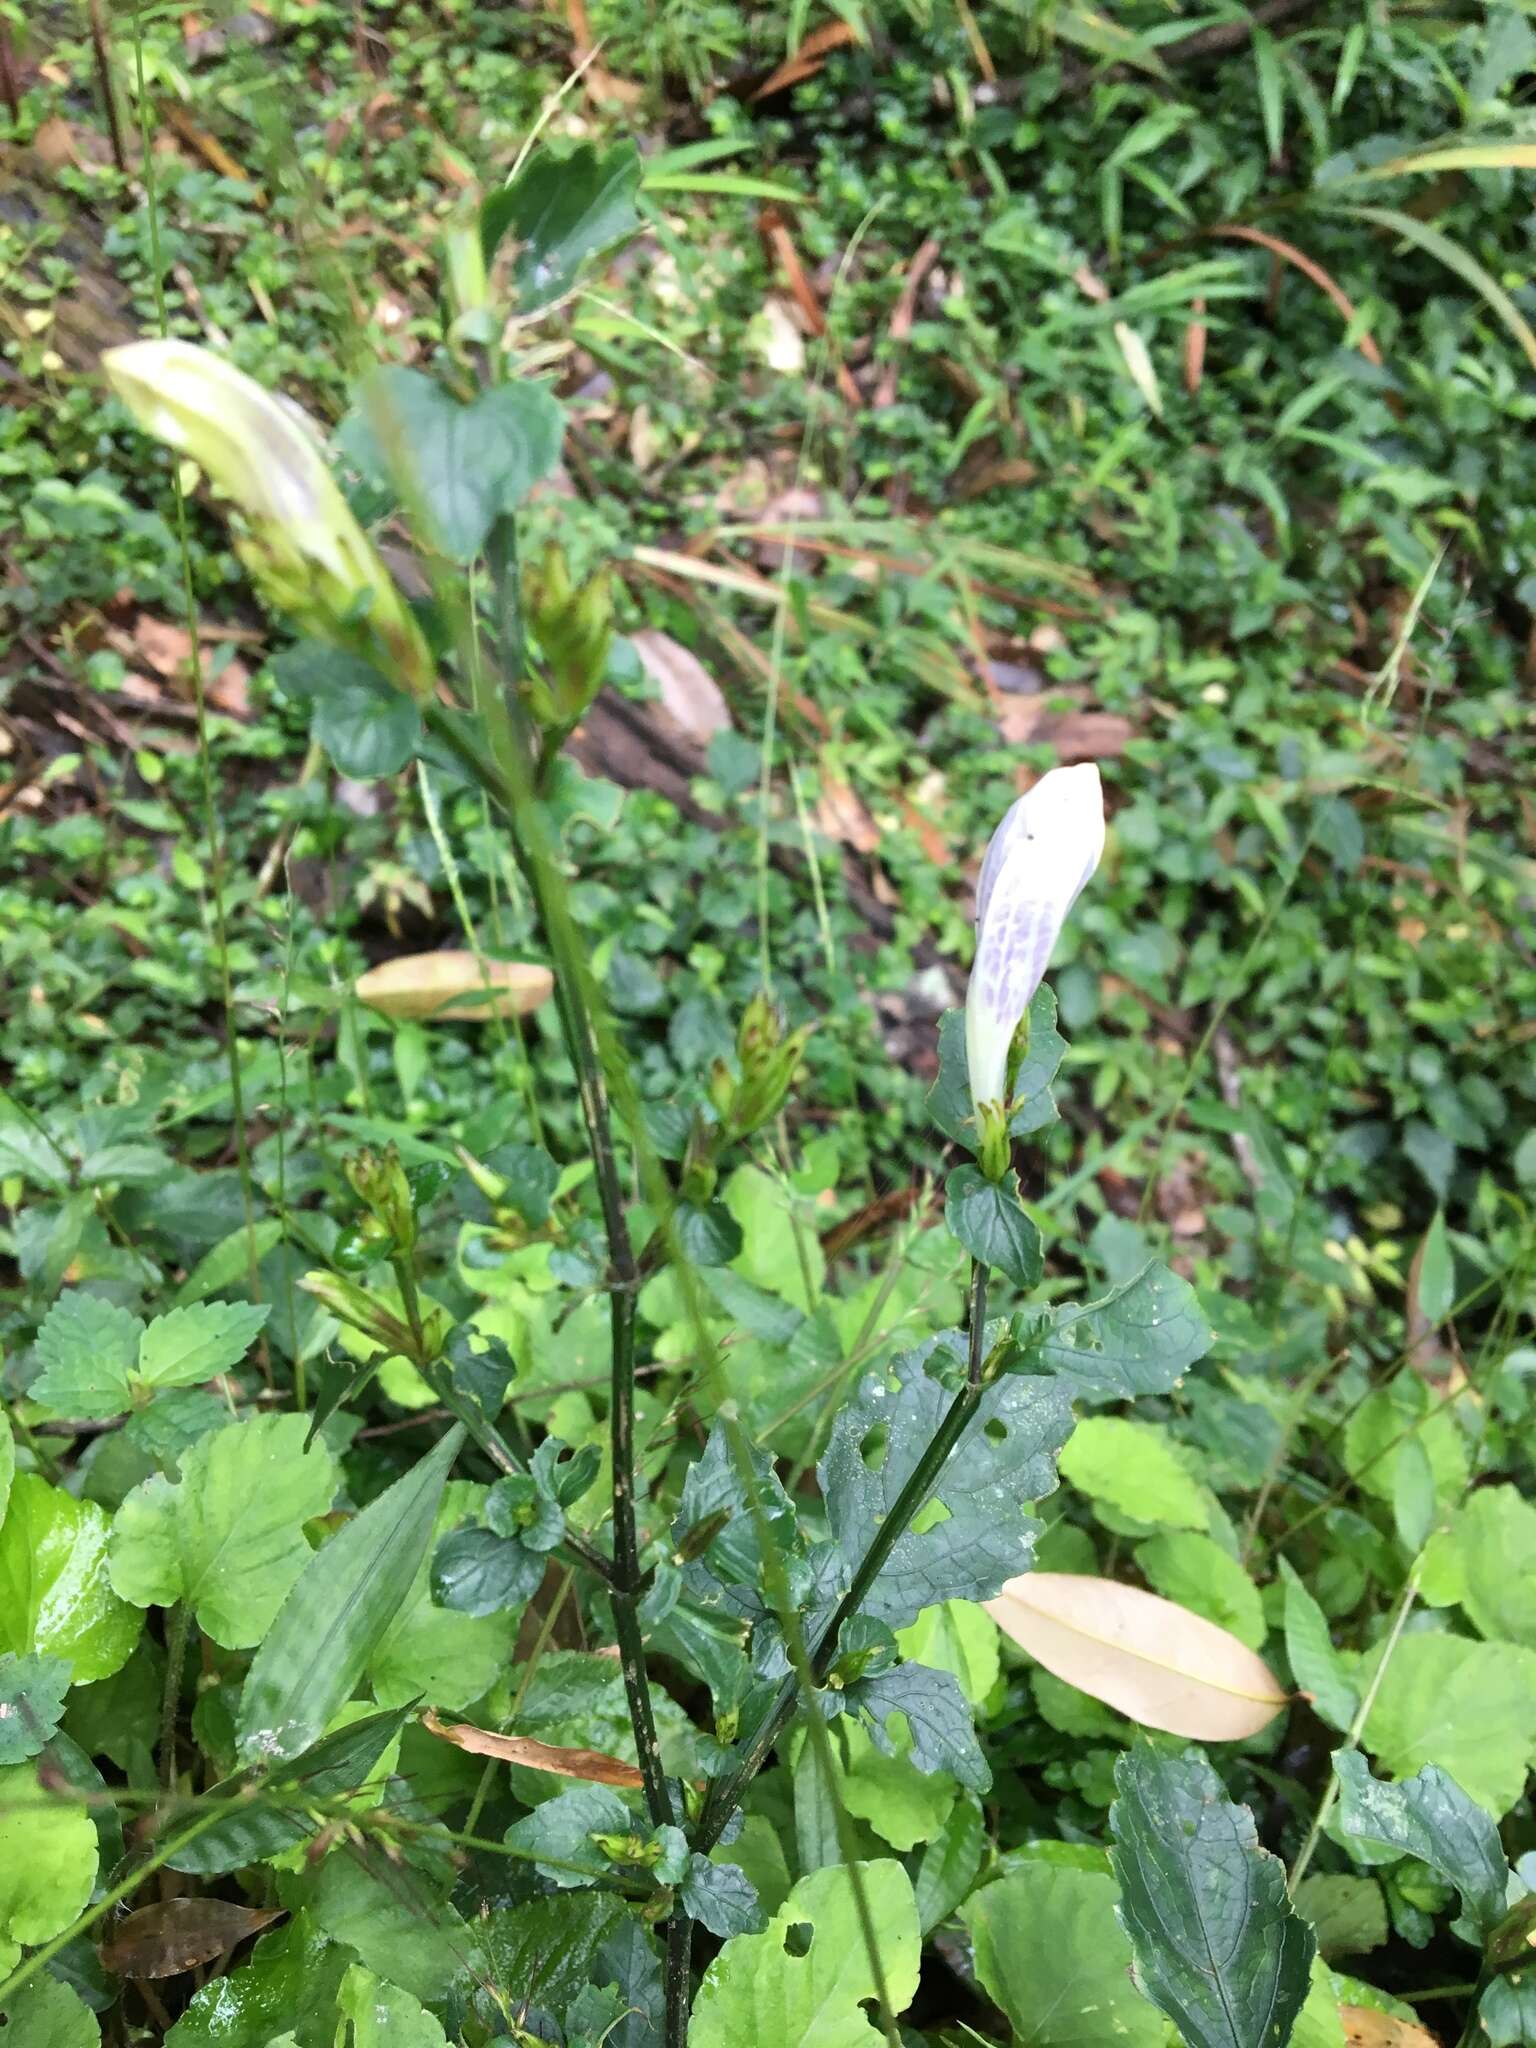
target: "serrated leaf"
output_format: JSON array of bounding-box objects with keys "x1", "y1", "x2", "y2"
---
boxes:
[
  {"x1": 137, "y1": 1300, "x2": 271, "y2": 1390},
  {"x1": 1332, "y1": 1751, "x2": 1508, "y2": 1938},
  {"x1": 1110, "y1": 1746, "x2": 1315, "y2": 2048},
  {"x1": 1357, "y1": 1631, "x2": 1536, "y2": 1817},
  {"x1": 1280, "y1": 1559, "x2": 1360, "y2": 1733},
  {"x1": 945, "y1": 1166, "x2": 1042, "y2": 1289},
  {"x1": 108, "y1": 1415, "x2": 338, "y2": 1649},
  {"x1": 1060, "y1": 1416, "x2": 1209, "y2": 1530},
  {"x1": 674, "y1": 1425, "x2": 804, "y2": 1624},
  {"x1": 1419, "y1": 1485, "x2": 1536, "y2": 1647},
  {"x1": 175, "y1": 1220, "x2": 285, "y2": 1305},
  {"x1": 674, "y1": 1200, "x2": 744, "y2": 1268},
  {"x1": 846, "y1": 1660, "x2": 990, "y2": 1792},
  {"x1": 0, "y1": 1652, "x2": 72, "y2": 1764},
  {"x1": 689, "y1": 1860, "x2": 920, "y2": 2048},
  {"x1": 819, "y1": 1331, "x2": 1073, "y2": 1630},
  {"x1": 680, "y1": 1855, "x2": 765, "y2": 1937},
  {"x1": 987, "y1": 1573, "x2": 1287, "y2": 1740},
  {"x1": 961, "y1": 1861, "x2": 1166, "y2": 2047},
  {"x1": 237, "y1": 1427, "x2": 463, "y2": 1764},
  {"x1": 30, "y1": 1292, "x2": 146, "y2": 1418},
  {"x1": 359, "y1": 369, "x2": 564, "y2": 561},
  {"x1": 0, "y1": 1475, "x2": 141, "y2": 1683},
  {"x1": 481, "y1": 141, "x2": 643, "y2": 310},
  {"x1": 1035, "y1": 1260, "x2": 1212, "y2": 1403},
  {"x1": 0, "y1": 1758, "x2": 99, "y2": 1975}
]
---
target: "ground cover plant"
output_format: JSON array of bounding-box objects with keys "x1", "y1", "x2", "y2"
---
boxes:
[{"x1": 3, "y1": 1, "x2": 1536, "y2": 2044}]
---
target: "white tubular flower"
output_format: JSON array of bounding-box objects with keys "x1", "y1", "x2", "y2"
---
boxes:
[
  {"x1": 965, "y1": 763, "x2": 1106, "y2": 1123},
  {"x1": 102, "y1": 340, "x2": 432, "y2": 697}
]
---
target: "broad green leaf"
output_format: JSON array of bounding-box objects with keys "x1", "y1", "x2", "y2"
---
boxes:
[
  {"x1": 1137, "y1": 1532, "x2": 1265, "y2": 1649},
  {"x1": 1480, "y1": 1964, "x2": 1536, "y2": 2047},
  {"x1": 912, "y1": 1789, "x2": 985, "y2": 1933},
  {"x1": 30, "y1": 1293, "x2": 145, "y2": 1417},
  {"x1": 1419, "y1": 1486, "x2": 1536, "y2": 1647},
  {"x1": 0, "y1": 1475, "x2": 141, "y2": 1682},
  {"x1": 894, "y1": 1600, "x2": 1000, "y2": 1707},
  {"x1": 503, "y1": 1781, "x2": 632, "y2": 1888},
  {"x1": 1110, "y1": 1746, "x2": 1315, "y2": 2048},
  {"x1": 370, "y1": 1483, "x2": 520, "y2": 1710},
  {"x1": 109, "y1": 1414, "x2": 338, "y2": 1648},
  {"x1": 166, "y1": 1911, "x2": 347, "y2": 2047},
  {"x1": 927, "y1": 991, "x2": 1064, "y2": 1151},
  {"x1": 1034, "y1": 1260, "x2": 1212, "y2": 1403},
  {"x1": 945, "y1": 1166, "x2": 1042, "y2": 1290},
  {"x1": 960, "y1": 1862, "x2": 1166, "y2": 2047},
  {"x1": 1059, "y1": 1417, "x2": 1209, "y2": 1531},
  {"x1": 833, "y1": 1723, "x2": 955, "y2": 1853},
  {"x1": 689, "y1": 1860, "x2": 921, "y2": 2048},
  {"x1": 819, "y1": 1330, "x2": 1073, "y2": 1629},
  {"x1": 237, "y1": 1427, "x2": 463, "y2": 1764},
  {"x1": 0, "y1": 1653, "x2": 72, "y2": 1764},
  {"x1": 723, "y1": 1164, "x2": 825, "y2": 1312},
  {"x1": 175, "y1": 1220, "x2": 285, "y2": 1305},
  {"x1": 1413, "y1": 1211, "x2": 1455, "y2": 1327},
  {"x1": 846, "y1": 1660, "x2": 990, "y2": 1791},
  {"x1": 360, "y1": 370, "x2": 564, "y2": 562},
  {"x1": 1293, "y1": 1873, "x2": 1388, "y2": 1959},
  {"x1": 1280, "y1": 1559, "x2": 1360, "y2": 1734},
  {"x1": 274, "y1": 643, "x2": 421, "y2": 781},
  {"x1": 336, "y1": 1965, "x2": 444, "y2": 2048},
  {"x1": 1332, "y1": 1751, "x2": 1508, "y2": 1937},
  {"x1": 476, "y1": 1893, "x2": 629, "y2": 2029},
  {"x1": 674, "y1": 1200, "x2": 744, "y2": 1268},
  {"x1": 481, "y1": 141, "x2": 643, "y2": 310},
  {"x1": 0, "y1": 1758, "x2": 99, "y2": 1975},
  {"x1": 430, "y1": 1526, "x2": 545, "y2": 1616},
  {"x1": 674, "y1": 1424, "x2": 804, "y2": 1626},
  {"x1": 0, "y1": 1971, "x2": 100, "y2": 2044},
  {"x1": 1344, "y1": 1375, "x2": 1468, "y2": 1510},
  {"x1": 308, "y1": 1847, "x2": 482, "y2": 2004},
  {"x1": 137, "y1": 1300, "x2": 271, "y2": 1389},
  {"x1": 1357, "y1": 1631, "x2": 1536, "y2": 1817}
]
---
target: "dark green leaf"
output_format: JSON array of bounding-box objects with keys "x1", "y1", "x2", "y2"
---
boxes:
[
  {"x1": 1110, "y1": 1746, "x2": 1315, "y2": 2048},
  {"x1": 163, "y1": 1911, "x2": 347, "y2": 2048},
  {"x1": 0, "y1": 1653, "x2": 71, "y2": 1764},
  {"x1": 819, "y1": 1332, "x2": 1073, "y2": 1629},
  {"x1": 274, "y1": 643, "x2": 421, "y2": 780},
  {"x1": 674, "y1": 1201, "x2": 744, "y2": 1268},
  {"x1": 309, "y1": 1843, "x2": 482, "y2": 2003},
  {"x1": 360, "y1": 369, "x2": 564, "y2": 560},
  {"x1": 1033, "y1": 1260, "x2": 1212, "y2": 1403},
  {"x1": 473, "y1": 1892, "x2": 627, "y2": 2033},
  {"x1": 430, "y1": 1526, "x2": 545, "y2": 1616},
  {"x1": 910, "y1": 1790, "x2": 985, "y2": 1935},
  {"x1": 1332, "y1": 1750, "x2": 1508, "y2": 1939},
  {"x1": 504, "y1": 1782, "x2": 633, "y2": 1888},
  {"x1": 481, "y1": 142, "x2": 643, "y2": 309},
  {"x1": 445, "y1": 1326, "x2": 516, "y2": 1421},
  {"x1": 945, "y1": 1165, "x2": 1042, "y2": 1289},
  {"x1": 236, "y1": 1427, "x2": 463, "y2": 1764},
  {"x1": 0, "y1": 1973, "x2": 100, "y2": 2046},
  {"x1": 680, "y1": 1855, "x2": 764, "y2": 1937},
  {"x1": 168, "y1": 1704, "x2": 415, "y2": 1878},
  {"x1": 486, "y1": 1141, "x2": 560, "y2": 1226},
  {"x1": 672, "y1": 1427, "x2": 803, "y2": 1624},
  {"x1": 846, "y1": 1660, "x2": 990, "y2": 1793}
]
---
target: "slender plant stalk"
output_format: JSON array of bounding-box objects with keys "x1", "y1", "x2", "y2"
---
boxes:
[
  {"x1": 159, "y1": 1603, "x2": 190, "y2": 1790},
  {"x1": 695, "y1": 1261, "x2": 991, "y2": 1854}
]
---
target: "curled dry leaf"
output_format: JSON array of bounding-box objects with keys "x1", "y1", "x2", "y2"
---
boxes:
[
  {"x1": 1341, "y1": 2010, "x2": 1439, "y2": 2047},
  {"x1": 355, "y1": 951, "x2": 554, "y2": 1022},
  {"x1": 631, "y1": 628, "x2": 732, "y2": 743},
  {"x1": 986, "y1": 1572, "x2": 1288, "y2": 1740},
  {"x1": 100, "y1": 1898, "x2": 283, "y2": 1978},
  {"x1": 421, "y1": 1708, "x2": 644, "y2": 1787}
]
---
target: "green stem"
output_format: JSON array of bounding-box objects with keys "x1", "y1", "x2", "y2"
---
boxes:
[
  {"x1": 695, "y1": 1262, "x2": 991, "y2": 1854},
  {"x1": 159, "y1": 1603, "x2": 191, "y2": 1791}
]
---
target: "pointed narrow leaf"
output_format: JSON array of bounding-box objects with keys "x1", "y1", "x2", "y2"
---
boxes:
[
  {"x1": 1111, "y1": 1746, "x2": 1315, "y2": 2048},
  {"x1": 986, "y1": 1573, "x2": 1287, "y2": 1739},
  {"x1": 237, "y1": 1428, "x2": 463, "y2": 1764},
  {"x1": 1280, "y1": 1559, "x2": 1360, "y2": 1733}
]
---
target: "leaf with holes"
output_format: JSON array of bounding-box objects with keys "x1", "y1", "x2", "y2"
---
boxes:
[
  {"x1": 1032, "y1": 1260, "x2": 1212, "y2": 1403},
  {"x1": 819, "y1": 1331, "x2": 1073, "y2": 1630},
  {"x1": 1110, "y1": 1746, "x2": 1315, "y2": 2048},
  {"x1": 689, "y1": 1860, "x2": 921, "y2": 2048},
  {"x1": 843, "y1": 1660, "x2": 990, "y2": 1792}
]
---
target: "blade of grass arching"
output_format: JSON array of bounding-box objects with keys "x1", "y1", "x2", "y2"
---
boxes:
[
  {"x1": 1345, "y1": 142, "x2": 1536, "y2": 180},
  {"x1": 1203, "y1": 223, "x2": 1384, "y2": 366},
  {"x1": 128, "y1": 3, "x2": 265, "y2": 1369},
  {"x1": 1339, "y1": 202, "x2": 1536, "y2": 372}
]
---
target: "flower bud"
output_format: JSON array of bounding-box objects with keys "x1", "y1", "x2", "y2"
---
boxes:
[
  {"x1": 102, "y1": 340, "x2": 433, "y2": 698},
  {"x1": 965, "y1": 764, "x2": 1104, "y2": 1150},
  {"x1": 522, "y1": 544, "x2": 611, "y2": 726}
]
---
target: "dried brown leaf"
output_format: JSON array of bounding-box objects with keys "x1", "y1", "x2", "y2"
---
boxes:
[
  {"x1": 100, "y1": 1900, "x2": 281, "y2": 1978},
  {"x1": 631, "y1": 628, "x2": 732, "y2": 742},
  {"x1": 1341, "y1": 2012, "x2": 1439, "y2": 2048},
  {"x1": 986, "y1": 1572, "x2": 1288, "y2": 1740},
  {"x1": 356, "y1": 950, "x2": 554, "y2": 1022},
  {"x1": 422, "y1": 1709, "x2": 643, "y2": 1786},
  {"x1": 816, "y1": 775, "x2": 881, "y2": 853}
]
